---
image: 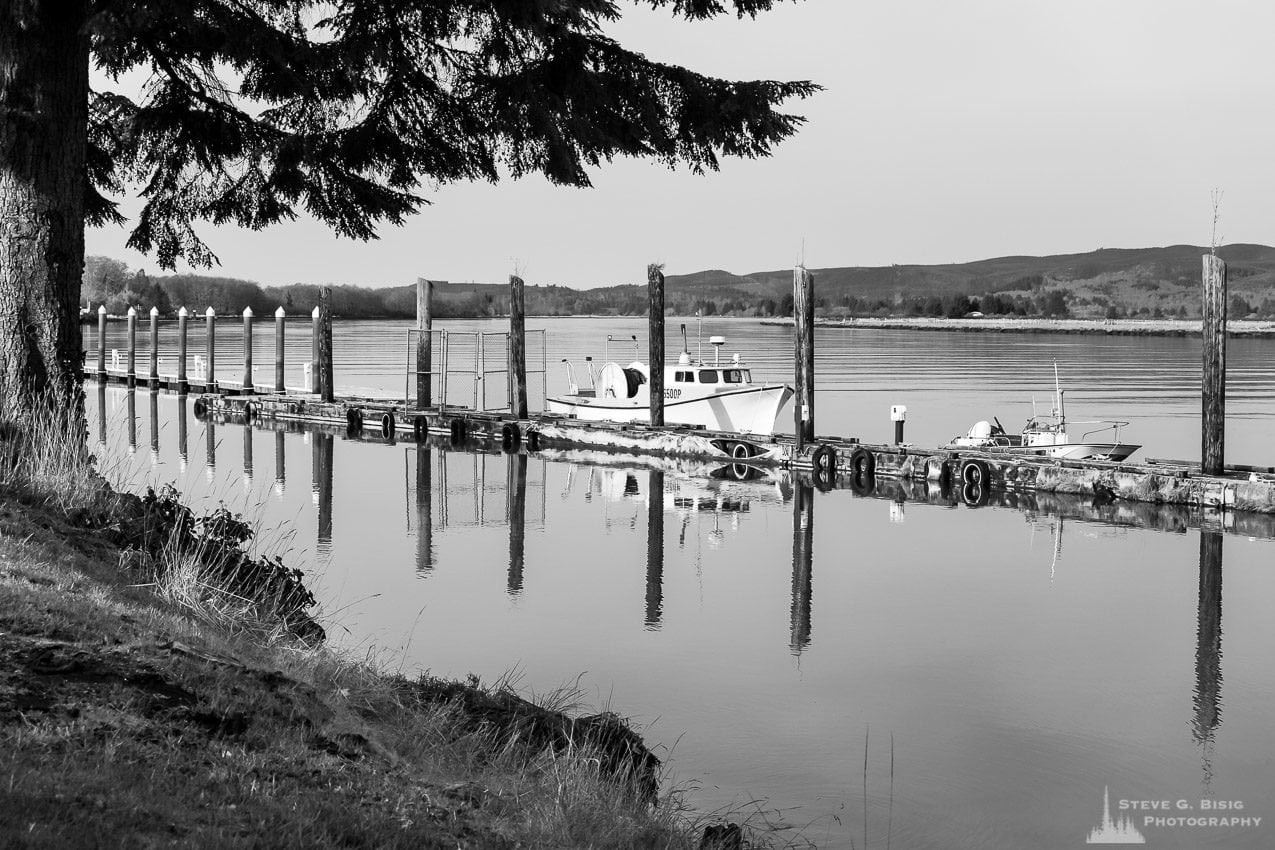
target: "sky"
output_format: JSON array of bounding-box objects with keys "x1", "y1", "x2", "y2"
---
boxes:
[{"x1": 85, "y1": 0, "x2": 1275, "y2": 290}]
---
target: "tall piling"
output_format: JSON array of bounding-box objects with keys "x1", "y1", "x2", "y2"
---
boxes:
[
  {"x1": 274, "y1": 307, "x2": 286, "y2": 392},
  {"x1": 793, "y1": 266, "x2": 815, "y2": 449},
  {"x1": 509, "y1": 275, "x2": 528, "y2": 418},
  {"x1": 126, "y1": 307, "x2": 137, "y2": 388},
  {"x1": 648, "y1": 264, "x2": 665, "y2": 427},
  {"x1": 242, "y1": 306, "x2": 254, "y2": 394},
  {"x1": 416, "y1": 279, "x2": 433, "y2": 409},
  {"x1": 148, "y1": 307, "x2": 159, "y2": 387},
  {"x1": 310, "y1": 306, "x2": 321, "y2": 393},
  {"x1": 96, "y1": 305, "x2": 107, "y2": 380},
  {"x1": 318, "y1": 287, "x2": 334, "y2": 402},
  {"x1": 177, "y1": 307, "x2": 189, "y2": 392},
  {"x1": 205, "y1": 307, "x2": 217, "y2": 391},
  {"x1": 1202, "y1": 254, "x2": 1227, "y2": 475}
]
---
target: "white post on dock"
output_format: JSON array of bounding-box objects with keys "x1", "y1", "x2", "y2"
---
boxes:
[
  {"x1": 148, "y1": 306, "x2": 160, "y2": 388},
  {"x1": 126, "y1": 306, "x2": 137, "y2": 388},
  {"x1": 242, "y1": 306, "x2": 254, "y2": 394},
  {"x1": 274, "y1": 306, "x2": 286, "y2": 393},
  {"x1": 205, "y1": 307, "x2": 218, "y2": 392},
  {"x1": 177, "y1": 307, "x2": 189, "y2": 393},
  {"x1": 310, "y1": 305, "x2": 321, "y2": 394},
  {"x1": 96, "y1": 305, "x2": 107, "y2": 380}
]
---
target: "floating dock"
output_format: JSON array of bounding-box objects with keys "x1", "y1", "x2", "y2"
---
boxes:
[{"x1": 195, "y1": 390, "x2": 1275, "y2": 517}]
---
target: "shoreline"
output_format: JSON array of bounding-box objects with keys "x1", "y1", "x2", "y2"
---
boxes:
[{"x1": 759, "y1": 316, "x2": 1275, "y2": 337}]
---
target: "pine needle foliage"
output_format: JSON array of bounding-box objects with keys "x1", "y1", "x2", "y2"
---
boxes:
[{"x1": 85, "y1": 0, "x2": 819, "y2": 268}]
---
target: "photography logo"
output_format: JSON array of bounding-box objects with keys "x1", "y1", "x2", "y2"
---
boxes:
[{"x1": 1086, "y1": 786, "x2": 1146, "y2": 844}]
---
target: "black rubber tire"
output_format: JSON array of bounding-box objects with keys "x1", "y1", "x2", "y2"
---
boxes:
[
  {"x1": 192, "y1": 397, "x2": 207, "y2": 418},
  {"x1": 345, "y1": 407, "x2": 359, "y2": 435},
  {"x1": 811, "y1": 445, "x2": 837, "y2": 491},
  {"x1": 732, "y1": 442, "x2": 751, "y2": 460},
  {"x1": 412, "y1": 416, "x2": 426, "y2": 441},
  {"x1": 501, "y1": 422, "x2": 521, "y2": 450},
  {"x1": 381, "y1": 411, "x2": 395, "y2": 439},
  {"x1": 962, "y1": 480, "x2": 988, "y2": 507},
  {"x1": 961, "y1": 459, "x2": 990, "y2": 487},
  {"x1": 849, "y1": 446, "x2": 874, "y2": 478},
  {"x1": 526, "y1": 429, "x2": 541, "y2": 452},
  {"x1": 848, "y1": 469, "x2": 875, "y2": 497},
  {"x1": 449, "y1": 418, "x2": 466, "y2": 444},
  {"x1": 243, "y1": 401, "x2": 254, "y2": 421}
]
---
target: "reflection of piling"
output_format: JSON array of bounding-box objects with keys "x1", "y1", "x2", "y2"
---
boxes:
[
  {"x1": 274, "y1": 431, "x2": 285, "y2": 493},
  {"x1": 205, "y1": 417, "x2": 216, "y2": 470},
  {"x1": 415, "y1": 445, "x2": 433, "y2": 574},
  {"x1": 126, "y1": 389, "x2": 137, "y2": 450},
  {"x1": 1201, "y1": 255, "x2": 1227, "y2": 475},
  {"x1": 177, "y1": 394, "x2": 188, "y2": 463},
  {"x1": 509, "y1": 275, "x2": 528, "y2": 418},
  {"x1": 793, "y1": 265, "x2": 815, "y2": 449},
  {"x1": 243, "y1": 420, "x2": 254, "y2": 479},
  {"x1": 126, "y1": 307, "x2": 137, "y2": 388},
  {"x1": 648, "y1": 264, "x2": 665, "y2": 427},
  {"x1": 645, "y1": 469, "x2": 664, "y2": 629},
  {"x1": 1193, "y1": 531, "x2": 1223, "y2": 749},
  {"x1": 507, "y1": 452, "x2": 527, "y2": 594},
  {"x1": 148, "y1": 307, "x2": 159, "y2": 388},
  {"x1": 315, "y1": 433, "x2": 334, "y2": 547},
  {"x1": 274, "y1": 307, "x2": 286, "y2": 393},
  {"x1": 148, "y1": 389, "x2": 159, "y2": 455},
  {"x1": 790, "y1": 482, "x2": 814, "y2": 653},
  {"x1": 205, "y1": 307, "x2": 218, "y2": 391},
  {"x1": 177, "y1": 307, "x2": 189, "y2": 392},
  {"x1": 96, "y1": 383, "x2": 107, "y2": 445},
  {"x1": 415, "y1": 280, "x2": 434, "y2": 409},
  {"x1": 318, "y1": 288, "x2": 334, "y2": 402},
  {"x1": 96, "y1": 305, "x2": 107, "y2": 380}
]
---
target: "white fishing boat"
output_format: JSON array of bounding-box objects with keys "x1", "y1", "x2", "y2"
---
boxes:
[
  {"x1": 947, "y1": 364, "x2": 1140, "y2": 462},
  {"x1": 546, "y1": 329, "x2": 793, "y2": 436}
]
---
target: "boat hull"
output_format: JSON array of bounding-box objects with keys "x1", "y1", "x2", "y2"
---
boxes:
[{"x1": 546, "y1": 384, "x2": 793, "y2": 436}]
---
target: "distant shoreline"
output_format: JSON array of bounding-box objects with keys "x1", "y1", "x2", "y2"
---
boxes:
[{"x1": 759, "y1": 316, "x2": 1275, "y2": 337}]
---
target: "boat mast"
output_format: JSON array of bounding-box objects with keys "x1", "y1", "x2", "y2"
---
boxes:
[{"x1": 1053, "y1": 360, "x2": 1066, "y2": 427}]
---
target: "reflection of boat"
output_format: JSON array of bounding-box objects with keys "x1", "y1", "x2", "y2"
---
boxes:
[
  {"x1": 947, "y1": 364, "x2": 1140, "y2": 462},
  {"x1": 546, "y1": 331, "x2": 793, "y2": 436}
]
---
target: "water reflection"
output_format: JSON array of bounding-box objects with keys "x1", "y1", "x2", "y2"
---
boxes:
[
  {"x1": 205, "y1": 417, "x2": 216, "y2": 478},
  {"x1": 1194, "y1": 531, "x2": 1223, "y2": 790},
  {"x1": 645, "y1": 469, "x2": 664, "y2": 629},
  {"x1": 274, "y1": 431, "x2": 286, "y2": 496},
  {"x1": 413, "y1": 445, "x2": 433, "y2": 575},
  {"x1": 126, "y1": 390, "x2": 136, "y2": 453},
  {"x1": 790, "y1": 482, "x2": 814, "y2": 655},
  {"x1": 507, "y1": 452, "x2": 527, "y2": 595},
  {"x1": 313, "y1": 432, "x2": 333, "y2": 553},
  {"x1": 243, "y1": 420, "x2": 254, "y2": 483},
  {"x1": 177, "y1": 394, "x2": 188, "y2": 470},
  {"x1": 148, "y1": 389, "x2": 159, "y2": 461},
  {"x1": 96, "y1": 383, "x2": 106, "y2": 448}
]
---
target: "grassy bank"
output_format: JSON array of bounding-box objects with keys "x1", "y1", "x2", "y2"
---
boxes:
[
  {"x1": 0, "y1": 413, "x2": 751, "y2": 849},
  {"x1": 761, "y1": 316, "x2": 1275, "y2": 337}
]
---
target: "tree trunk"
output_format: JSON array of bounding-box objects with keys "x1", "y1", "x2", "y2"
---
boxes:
[{"x1": 0, "y1": 0, "x2": 90, "y2": 422}]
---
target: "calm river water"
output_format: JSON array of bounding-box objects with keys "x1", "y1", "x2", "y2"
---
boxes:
[{"x1": 85, "y1": 318, "x2": 1275, "y2": 848}]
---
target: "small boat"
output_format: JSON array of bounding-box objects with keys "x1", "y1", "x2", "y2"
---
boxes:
[
  {"x1": 947, "y1": 364, "x2": 1140, "y2": 462},
  {"x1": 546, "y1": 328, "x2": 793, "y2": 436}
]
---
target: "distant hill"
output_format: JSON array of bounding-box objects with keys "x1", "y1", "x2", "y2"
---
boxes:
[{"x1": 83, "y1": 244, "x2": 1275, "y2": 321}]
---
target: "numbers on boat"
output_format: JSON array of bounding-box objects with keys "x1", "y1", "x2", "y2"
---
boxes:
[{"x1": 664, "y1": 388, "x2": 682, "y2": 399}]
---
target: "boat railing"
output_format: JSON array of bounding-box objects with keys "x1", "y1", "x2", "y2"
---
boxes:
[{"x1": 1075, "y1": 420, "x2": 1131, "y2": 444}]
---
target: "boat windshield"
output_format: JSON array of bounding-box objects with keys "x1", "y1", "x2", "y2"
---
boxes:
[{"x1": 723, "y1": 369, "x2": 750, "y2": 384}]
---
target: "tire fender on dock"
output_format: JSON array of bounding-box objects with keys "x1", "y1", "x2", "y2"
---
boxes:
[
  {"x1": 811, "y1": 444, "x2": 837, "y2": 491},
  {"x1": 412, "y1": 415, "x2": 427, "y2": 441},
  {"x1": 346, "y1": 407, "x2": 363, "y2": 435},
  {"x1": 526, "y1": 429, "x2": 541, "y2": 452},
  {"x1": 849, "y1": 446, "x2": 875, "y2": 479},
  {"x1": 381, "y1": 411, "x2": 395, "y2": 439},
  {"x1": 502, "y1": 422, "x2": 521, "y2": 450},
  {"x1": 961, "y1": 458, "x2": 990, "y2": 487}
]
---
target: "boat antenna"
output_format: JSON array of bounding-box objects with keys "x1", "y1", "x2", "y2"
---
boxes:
[
  {"x1": 680, "y1": 323, "x2": 688, "y2": 355},
  {"x1": 1053, "y1": 360, "x2": 1065, "y2": 426},
  {"x1": 696, "y1": 309, "x2": 703, "y2": 363}
]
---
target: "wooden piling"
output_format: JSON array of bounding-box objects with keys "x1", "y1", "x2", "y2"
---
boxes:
[
  {"x1": 310, "y1": 306, "x2": 320, "y2": 393},
  {"x1": 316, "y1": 433, "x2": 333, "y2": 546},
  {"x1": 509, "y1": 275, "x2": 528, "y2": 418},
  {"x1": 415, "y1": 279, "x2": 433, "y2": 409},
  {"x1": 177, "y1": 307, "x2": 189, "y2": 392},
  {"x1": 1194, "y1": 531, "x2": 1223, "y2": 743},
  {"x1": 274, "y1": 307, "x2": 285, "y2": 393},
  {"x1": 205, "y1": 307, "x2": 217, "y2": 391},
  {"x1": 96, "y1": 305, "x2": 106, "y2": 380},
  {"x1": 648, "y1": 264, "x2": 665, "y2": 427},
  {"x1": 242, "y1": 306, "x2": 254, "y2": 394},
  {"x1": 318, "y1": 287, "x2": 334, "y2": 403},
  {"x1": 148, "y1": 307, "x2": 159, "y2": 388},
  {"x1": 793, "y1": 266, "x2": 815, "y2": 448},
  {"x1": 415, "y1": 445, "x2": 433, "y2": 574},
  {"x1": 126, "y1": 307, "x2": 137, "y2": 388},
  {"x1": 1202, "y1": 254, "x2": 1227, "y2": 475}
]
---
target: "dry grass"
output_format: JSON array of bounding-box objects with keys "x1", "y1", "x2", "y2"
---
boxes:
[{"x1": 0, "y1": 399, "x2": 790, "y2": 848}]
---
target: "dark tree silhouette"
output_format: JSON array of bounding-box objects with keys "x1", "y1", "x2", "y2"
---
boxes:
[{"x1": 0, "y1": 0, "x2": 817, "y2": 419}]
